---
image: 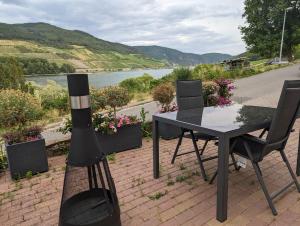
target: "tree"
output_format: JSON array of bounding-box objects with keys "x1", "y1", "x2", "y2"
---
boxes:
[
  {"x1": 240, "y1": 0, "x2": 300, "y2": 60},
  {"x1": 102, "y1": 86, "x2": 131, "y2": 118},
  {"x1": 0, "y1": 57, "x2": 25, "y2": 89}
]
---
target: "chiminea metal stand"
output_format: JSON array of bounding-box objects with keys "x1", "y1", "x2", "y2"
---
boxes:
[{"x1": 59, "y1": 74, "x2": 121, "y2": 226}]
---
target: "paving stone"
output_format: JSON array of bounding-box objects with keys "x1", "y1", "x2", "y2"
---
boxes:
[{"x1": 0, "y1": 120, "x2": 299, "y2": 225}]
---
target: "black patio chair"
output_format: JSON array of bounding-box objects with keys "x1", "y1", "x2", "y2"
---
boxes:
[
  {"x1": 210, "y1": 80, "x2": 300, "y2": 215},
  {"x1": 172, "y1": 80, "x2": 239, "y2": 181}
]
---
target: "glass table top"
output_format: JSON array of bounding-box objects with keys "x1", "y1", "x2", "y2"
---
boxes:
[{"x1": 154, "y1": 104, "x2": 276, "y2": 133}]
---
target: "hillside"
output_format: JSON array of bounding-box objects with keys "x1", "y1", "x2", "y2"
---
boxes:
[
  {"x1": 0, "y1": 23, "x2": 166, "y2": 71},
  {"x1": 134, "y1": 45, "x2": 231, "y2": 65}
]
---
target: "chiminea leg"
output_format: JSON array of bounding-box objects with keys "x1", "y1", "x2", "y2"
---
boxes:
[
  {"x1": 92, "y1": 165, "x2": 99, "y2": 188},
  {"x1": 96, "y1": 163, "x2": 113, "y2": 213},
  {"x1": 87, "y1": 166, "x2": 93, "y2": 189}
]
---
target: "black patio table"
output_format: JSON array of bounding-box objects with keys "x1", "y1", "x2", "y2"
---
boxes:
[{"x1": 152, "y1": 104, "x2": 278, "y2": 222}]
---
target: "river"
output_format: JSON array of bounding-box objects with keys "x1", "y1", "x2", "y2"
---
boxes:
[{"x1": 26, "y1": 68, "x2": 173, "y2": 88}]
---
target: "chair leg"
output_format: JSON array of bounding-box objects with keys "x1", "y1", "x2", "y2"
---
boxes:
[
  {"x1": 190, "y1": 131, "x2": 208, "y2": 181},
  {"x1": 259, "y1": 128, "x2": 268, "y2": 138},
  {"x1": 209, "y1": 170, "x2": 218, "y2": 184},
  {"x1": 252, "y1": 161, "x2": 278, "y2": 216},
  {"x1": 171, "y1": 130, "x2": 184, "y2": 164},
  {"x1": 280, "y1": 150, "x2": 300, "y2": 192},
  {"x1": 230, "y1": 153, "x2": 241, "y2": 171},
  {"x1": 200, "y1": 140, "x2": 209, "y2": 155}
]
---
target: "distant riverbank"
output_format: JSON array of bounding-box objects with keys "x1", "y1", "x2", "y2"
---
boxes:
[{"x1": 27, "y1": 68, "x2": 173, "y2": 88}]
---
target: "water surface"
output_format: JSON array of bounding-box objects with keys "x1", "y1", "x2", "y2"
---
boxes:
[{"x1": 27, "y1": 68, "x2": 172, "y2": 88}]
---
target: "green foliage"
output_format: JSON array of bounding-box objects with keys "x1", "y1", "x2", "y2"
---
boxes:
[
  {"x1": 295, "y1": 44, "x2": 300, "y2": 59},
  {"x1": 36, "y1": 80, "x2": 68, "y2": 113},
  {"x1": 102, "y1": 86, "x2": 131, "y2": 117},
  {"x1": 18, "y1": 58, "x2": 75, "y2": 74},
  {"x1": 90, "y1": 87, "x2": 107, "y2": 112},
  {"x1": 139, "y1": 107, "x2": 152, "y2": 137},
  {"x1": 25, "y1": 171, "x2": 33, "y2": 180},
  {"x1": 172, "y1": 67, "x2": 193, "y2": 80},
  {"x1": 203, "y1": 82, "x2": 218, "y2": 106},
  {"x1": 107, "y1": 153, "x2": 116, "y2": 163},
  {"x1": 46, "y1": 140, "x2": 69, "y2": 157},
  {"x1": 58, "y1": 118, "x2": 72, "y2": 134},
  {"x1": 152, "y1": 83, "x2": 175, "y2": 111},
  {"x1": 240, "y1": 0, "x2": 300, "y2": 60},
  {"x1": 148, "y1": 190, "x2": 168, "y2": 200},
  {"x1": 0, "y1": 57, "x2": 25, "y2": 89},
  {"x1": 0, "y1": 144, "x2": 8, "y2": 172},
  {"x1": 119, "y1": 74, "x2": 154, "y2": 93},
  {"x1": 60, "y1": 63, "x2": 76, "y2": 73},
  {"x1": 175, "y1": 174, "x2": 189, "y2": 183},
  {"x1": 0, "y1": 89, "x2": 43, "y2": 127}
]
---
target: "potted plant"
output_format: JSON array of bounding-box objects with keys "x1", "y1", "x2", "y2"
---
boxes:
[
  {"x1": 59, "y1": 86, "x2": 143, "y2": 154},
  {"x1": 152, "y1": 83, "x2": 181, "y2": 140},
  {"x1": 2, "y1": 126, "x2": 48, "y2": 179},
  {"x1": 93, "y1": 112, "x2": 142, "y2": 154},
  {"x1": 94, "y1": 86, "x2": 142, "y2": 154}
]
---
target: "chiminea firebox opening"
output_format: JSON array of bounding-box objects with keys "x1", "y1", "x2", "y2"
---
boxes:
[{"x1": 59, "y1": 74, "x2": 121, "y2": 226}]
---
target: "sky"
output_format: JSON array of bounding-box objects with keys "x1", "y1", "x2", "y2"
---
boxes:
[{"x1": 0, "y1": 0, "x2": 246, "y2": 55}]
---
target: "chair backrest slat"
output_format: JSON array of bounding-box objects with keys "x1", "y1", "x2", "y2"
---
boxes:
[
  {"x1": 266, "y1": 80, "x2": 300, "y2": 146},
  {"x1": 176, "y1": 80, "x2": 204, "y2": 110}
]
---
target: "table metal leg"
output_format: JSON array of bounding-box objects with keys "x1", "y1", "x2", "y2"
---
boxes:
[
  {"x1": 297, "y1": 130, "x2": 300, "y2": 176},
  {"x1": 153, "y1": 120, "x2": 160, "y2": 179},
  {"x1": 216, "y1": 135, "x2": 230, "y2": 222}
]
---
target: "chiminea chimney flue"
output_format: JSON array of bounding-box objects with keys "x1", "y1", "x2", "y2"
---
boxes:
[
  {"x1": 67, "y1": 74, "x2": 102, "y2": 167},
  {"x1": 59, "y1": 74, "x2": 121, "y2": 226}
]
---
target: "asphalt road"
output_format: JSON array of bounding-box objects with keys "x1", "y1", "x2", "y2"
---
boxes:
[{"x1": 233, "y1": 63, "x2": 300, "y2": 107}]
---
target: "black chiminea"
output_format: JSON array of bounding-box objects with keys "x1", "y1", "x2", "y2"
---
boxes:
[{"x1": 59, "y1": 74, "x2": 121, "y2": 226}]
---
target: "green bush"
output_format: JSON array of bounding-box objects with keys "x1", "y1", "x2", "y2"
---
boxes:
[
  {"x1": 120, "y1": 74, "x2": 154, "y2": 93},
  {"x1": 172, "y1": 67, "x2": 193, "y2": 80},
  {"x1": 0, "y1": 89, "x2": 43, "y2": 127},
  {"x1": 0, "y1": 57, "x2": 25, "y2": 90},
  {"x1": 36, "y1": 80, "x2": 68, "y2": 113}
]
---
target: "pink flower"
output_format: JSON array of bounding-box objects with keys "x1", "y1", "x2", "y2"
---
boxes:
[{"x1": 217, "y1": 97, "x2": 231, "y2": 106}]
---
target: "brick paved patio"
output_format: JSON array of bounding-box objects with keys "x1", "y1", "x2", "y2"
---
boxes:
[{"x1": 0, "y1": 121, "x2": 300, "y2": 226}]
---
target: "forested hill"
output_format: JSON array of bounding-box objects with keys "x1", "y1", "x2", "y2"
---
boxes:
[
  {"x1": 0, "y1": 22, "x2": 232, "y2": 70},
  {"x1": 0, "y1": 23, "x2": 166, "y2": 71},
  {"x1": 0, "y1": 22, "x2": 135, "y2": 54},
  {"x1": 134, "y1": 45, "x2": 232, "y2": 65}
]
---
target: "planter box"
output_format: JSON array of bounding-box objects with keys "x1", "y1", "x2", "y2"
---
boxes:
[
  {"x1": 96, "y1": 123, "x2": 142, "y2": 155},
  {"x1": 5, "y1": 137, "x2": 48, "y2": 180},
  {"x1": 159, "y1": 122, "x2": 181, "y2": 140}
]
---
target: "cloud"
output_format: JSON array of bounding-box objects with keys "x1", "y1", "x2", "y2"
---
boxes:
[{"x1": 0, "y1": 0, "x2": 246, "y2": 54}]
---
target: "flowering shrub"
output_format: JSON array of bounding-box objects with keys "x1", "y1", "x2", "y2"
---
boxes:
[
  {"x1": 2, "y1": 126, "x2": 43, "y2": 145},
  {"x1": 215, "y1": 78, "x2": 235, "y2": 106},
  {"x1": 0, "y1": 89, "x2": 43, "y2": 127},
  {"x1": 93, "y1": 112, "x2": 140, "y2": 135},
  {"x1": 59, "y1": 112, "x2": 140, "y2": 135}
]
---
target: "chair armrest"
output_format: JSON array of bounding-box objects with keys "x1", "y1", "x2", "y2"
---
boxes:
[{"x1": 241, "y1": 134, "x2": 266, "y2": 145}]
